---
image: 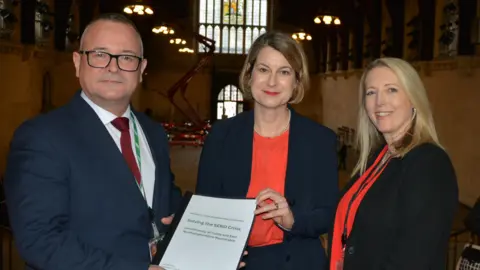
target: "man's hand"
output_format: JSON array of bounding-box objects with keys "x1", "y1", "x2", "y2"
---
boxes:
[{"x1": 161, "y1": 214, "x2": 174, "y2": 225}]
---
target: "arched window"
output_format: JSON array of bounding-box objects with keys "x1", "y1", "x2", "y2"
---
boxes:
[
  {"x1": 217, "y1": 85, "x2": 244, "y2": 119},
  {"x1": 198, "y1": 0, "x2": 268, "y2": 54}
]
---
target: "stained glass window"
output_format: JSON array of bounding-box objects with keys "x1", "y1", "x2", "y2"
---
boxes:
[
  {"x1": 217, "y1": 85, "x2": 244, "y2": 119},
  {"x1": 198, "y1": 0, "x2": 268, "y2": 54}
]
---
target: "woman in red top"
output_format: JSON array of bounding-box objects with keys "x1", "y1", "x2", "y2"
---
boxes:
[
  {"x1": 329, "y1": 58, "x2": 458, "y2": 270},
  {"x1": 196, "y1": 31, "x2": 338, "y2": 270}
]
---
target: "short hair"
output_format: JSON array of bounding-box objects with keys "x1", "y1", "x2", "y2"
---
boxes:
[
  {"x1": 352, "y1": 57, "x2": 442, "y2": 176},
  {"x1": 79, "y1": 13, "x2": 144, "y2": 55},
  {"x1": 239, "y1": 31, "x2": 309, "y2": 104}
]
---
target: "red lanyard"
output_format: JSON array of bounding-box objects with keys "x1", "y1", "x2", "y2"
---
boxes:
[{"x1": 341, "y1": 146, "x2": 391, "y2": 248}]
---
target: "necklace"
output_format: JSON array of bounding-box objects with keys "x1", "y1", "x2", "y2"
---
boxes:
[{"x1": 254, "y1": 109, "x2": 291, "y2": 137}]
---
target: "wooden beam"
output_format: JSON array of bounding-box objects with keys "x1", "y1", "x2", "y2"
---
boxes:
[
  {"x1": 320, "y1": 34, "x2": 329, "y2": 73},
  {"x1": 458, "y1": 0, "x2": 477, "y2": 55},
  {"x1": 352, "y1": 4, "x2": 364, "y2": 68},
  {"x1": 79, "y1": 0, "x2": 96, "y2": 35},
  {"x1": 54, "y1": 0, "x2": 73, "y2": 51},
  {"x1": 311, "y1": 27, "x2": 323, "y2": 73},
  {"x1": 328, "y1": 28, "x2": 339, "y2": 72},
  {"x1": 364, "y1": 0, "x2": 382, "y2": 59},
  {"x1": 20, "y1": 0, "x2": 36, "y2": 44},
  {"x1": 418, "y1": 0, "x2": 435, "y2": 60},
  {"x1": 385, "y1": 0, "x2": 404, "y2": 58},
  {"x1": 338, "y1": 0, "x2": 355, "y2": 70},
  {"x1": 339, "y1": 27, "x2": 350, "y2": 70}
]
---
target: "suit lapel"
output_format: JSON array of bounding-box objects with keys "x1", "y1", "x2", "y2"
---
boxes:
[
  {"x1": 225, "y1": 111, "x2": 255, "y2": 197},
  {"x1": 284, "y1": 110, "x2": 300, "y2": 202},
  {"x1": 67, "y1": 92, "x2": 148, "y2": 208}
]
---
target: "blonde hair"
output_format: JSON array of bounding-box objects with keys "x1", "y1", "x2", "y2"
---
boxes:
[
  {"x1": 239, "y1": 31, "x2": 309, "y2": 104},
  {"x1": 352, "y1": 57, "x2": 442, "y2": 176}
]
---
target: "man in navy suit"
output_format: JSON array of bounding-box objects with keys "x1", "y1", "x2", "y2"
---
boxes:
[{"x1": 4, "y1": 13, "x2": 181, "y2": 270}]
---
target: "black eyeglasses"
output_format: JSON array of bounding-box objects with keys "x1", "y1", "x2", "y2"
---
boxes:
[{"x1": 78, "y1": 50, "x2": 143, "y2": 72}]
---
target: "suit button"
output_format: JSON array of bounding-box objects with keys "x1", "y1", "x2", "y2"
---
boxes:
[
  {"x1": 348, "y1": 246, "x2": 355, "y2": 255},
  {"x1": 285, "y1": 255, "x2": 290, "y2": 262}
]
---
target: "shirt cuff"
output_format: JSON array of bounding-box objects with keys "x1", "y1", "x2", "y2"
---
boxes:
[{"x1": 276, "y1": 222, "x2": 293, "y2": 232}]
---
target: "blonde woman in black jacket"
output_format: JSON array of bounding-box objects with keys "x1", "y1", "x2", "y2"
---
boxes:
[{"x1": 329, "y1": 57, "x2": 458, "y2": 270}]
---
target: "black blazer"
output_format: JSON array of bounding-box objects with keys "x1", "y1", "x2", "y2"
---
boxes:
[
  {"x1": 4, "y1": 91, "x2": 182, "y2": 270},
  {"x1": 196, "y1": 109, "x2": 339, "y2": 270},
  {"x1": 329, "y1": 143, "x2": 458, "y2": 270},
  {"x1": 464, "y1": 198, "x2": 480, "y2": 237}
]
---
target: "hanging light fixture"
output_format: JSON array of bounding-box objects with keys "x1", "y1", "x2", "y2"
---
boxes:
[
  {"x1": 152, "y1": 24, "x2": 175, "y2": 35},
  {"x1": 179, "y1": 47, "x2": 194, "y2": 53},
  {"x1": 291, "y1": 31, "x2": 312, "y2": 41},
  {"x1": 170, "y1": 38, "x2": 187, "y2": 45},
  {"x1": 123, "y1": 1, "x2": 154, "y2": 16},
  {"x1": 314, "y1": 14, "x2": 341, "y2": 25}
]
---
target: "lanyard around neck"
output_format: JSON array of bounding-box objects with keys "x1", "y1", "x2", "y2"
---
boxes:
[
  {"x1": 129, "y1": 110, "x2": 145, "y2": 199},
  {"x1": 341, "y1": 146, "x2": 390, "y2": 247},
  {"x1": 129, "y1": 111, "x2": 160, "y2": 239}
]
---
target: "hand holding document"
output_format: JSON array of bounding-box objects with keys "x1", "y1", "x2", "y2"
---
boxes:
[{"x1": 152, "y1": 192, "x2": 257, "y2": 270}]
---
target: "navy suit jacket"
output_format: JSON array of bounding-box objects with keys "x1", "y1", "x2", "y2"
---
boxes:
[
  {"x1": 4, "y1": 91, "x2": 182, "y2": 270},
  {"x1": 196, "y1": 109, "x2": 339, "y2": 270}
]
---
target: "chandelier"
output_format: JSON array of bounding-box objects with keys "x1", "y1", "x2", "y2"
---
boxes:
[
  {"x1": 179, "y1": 47, "x2": 194, "y2": 53},
  {"x1": 170, "y1": 38, "x2": 187, "y2": 45},
  {"x1": 314, "y1": 15, "x2": 341, "y2": 25},
  {"x1": 292, "y1": 31, "x2": 312, "y2": 41},
  {"x1": 152, "y1": 25, "x2": 175, "y2": 35},
  {"x1": 123, "y1": 4, "x2": 153, "y2": 15}
]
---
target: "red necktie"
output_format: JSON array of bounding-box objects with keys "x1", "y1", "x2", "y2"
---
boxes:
[{"x1": 111, "y1": 117, "x2": 142, "y2": 185}]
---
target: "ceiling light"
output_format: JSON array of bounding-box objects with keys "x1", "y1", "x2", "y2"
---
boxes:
[
  {"x1": 323, "y1": 16, "x2": 333, "y2": 24},
  {"x1": 314, "y1": 15, "x2": 341, "y2": 25},
  {"x1": 123, "y1": 4, "x2": 153, "y2": 15},
  {"x1": 292, "y1": 31, "x2": 312, "y2": 41},
  {"x1": 152, "y1": 25, "x2": 175, "y2": 35},
  {"x1": 170, "y1": 38, "x2": 187, "y2": 45},
  {"x1": 179, "y1": 47, "x2": 194, "y2": 53}
]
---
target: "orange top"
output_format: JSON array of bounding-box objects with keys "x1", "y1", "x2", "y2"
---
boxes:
[
  {"x1": 246, "y1": 130, "x2": 289, "y2": 247},
  {"x1": 330, "y1": 146, "x2": 390, "y2": 269}
]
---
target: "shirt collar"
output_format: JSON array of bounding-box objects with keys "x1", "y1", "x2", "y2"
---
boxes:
[{"x1": 81, "y1": 91, "x2": 131, "y2": 125}]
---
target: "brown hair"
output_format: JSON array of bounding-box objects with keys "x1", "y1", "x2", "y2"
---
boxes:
[{"x1": 239, "y1": 31, "x2": 309, "y2": 104}]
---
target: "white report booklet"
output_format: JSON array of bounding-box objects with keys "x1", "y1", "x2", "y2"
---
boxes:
[{"x1": 153, "y1": 193, "x2": 257, "y2": 270}]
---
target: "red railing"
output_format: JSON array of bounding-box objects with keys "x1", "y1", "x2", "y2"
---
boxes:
[{"x1": 157, "y1": 34, "x2": 215, "y2": 127}]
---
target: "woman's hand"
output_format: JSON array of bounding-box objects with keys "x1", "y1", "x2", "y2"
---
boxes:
[
  {"x1": 254, "y1": 188, "x2": 294, "y2": 230},
  {"x1": 238, "y1": 250, "x2": 248, "y2": 268}
]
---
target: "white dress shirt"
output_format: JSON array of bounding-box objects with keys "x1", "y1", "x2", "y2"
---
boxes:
[{"x1": 81, "y1": 91, "x2": 156, "y2": 207}]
